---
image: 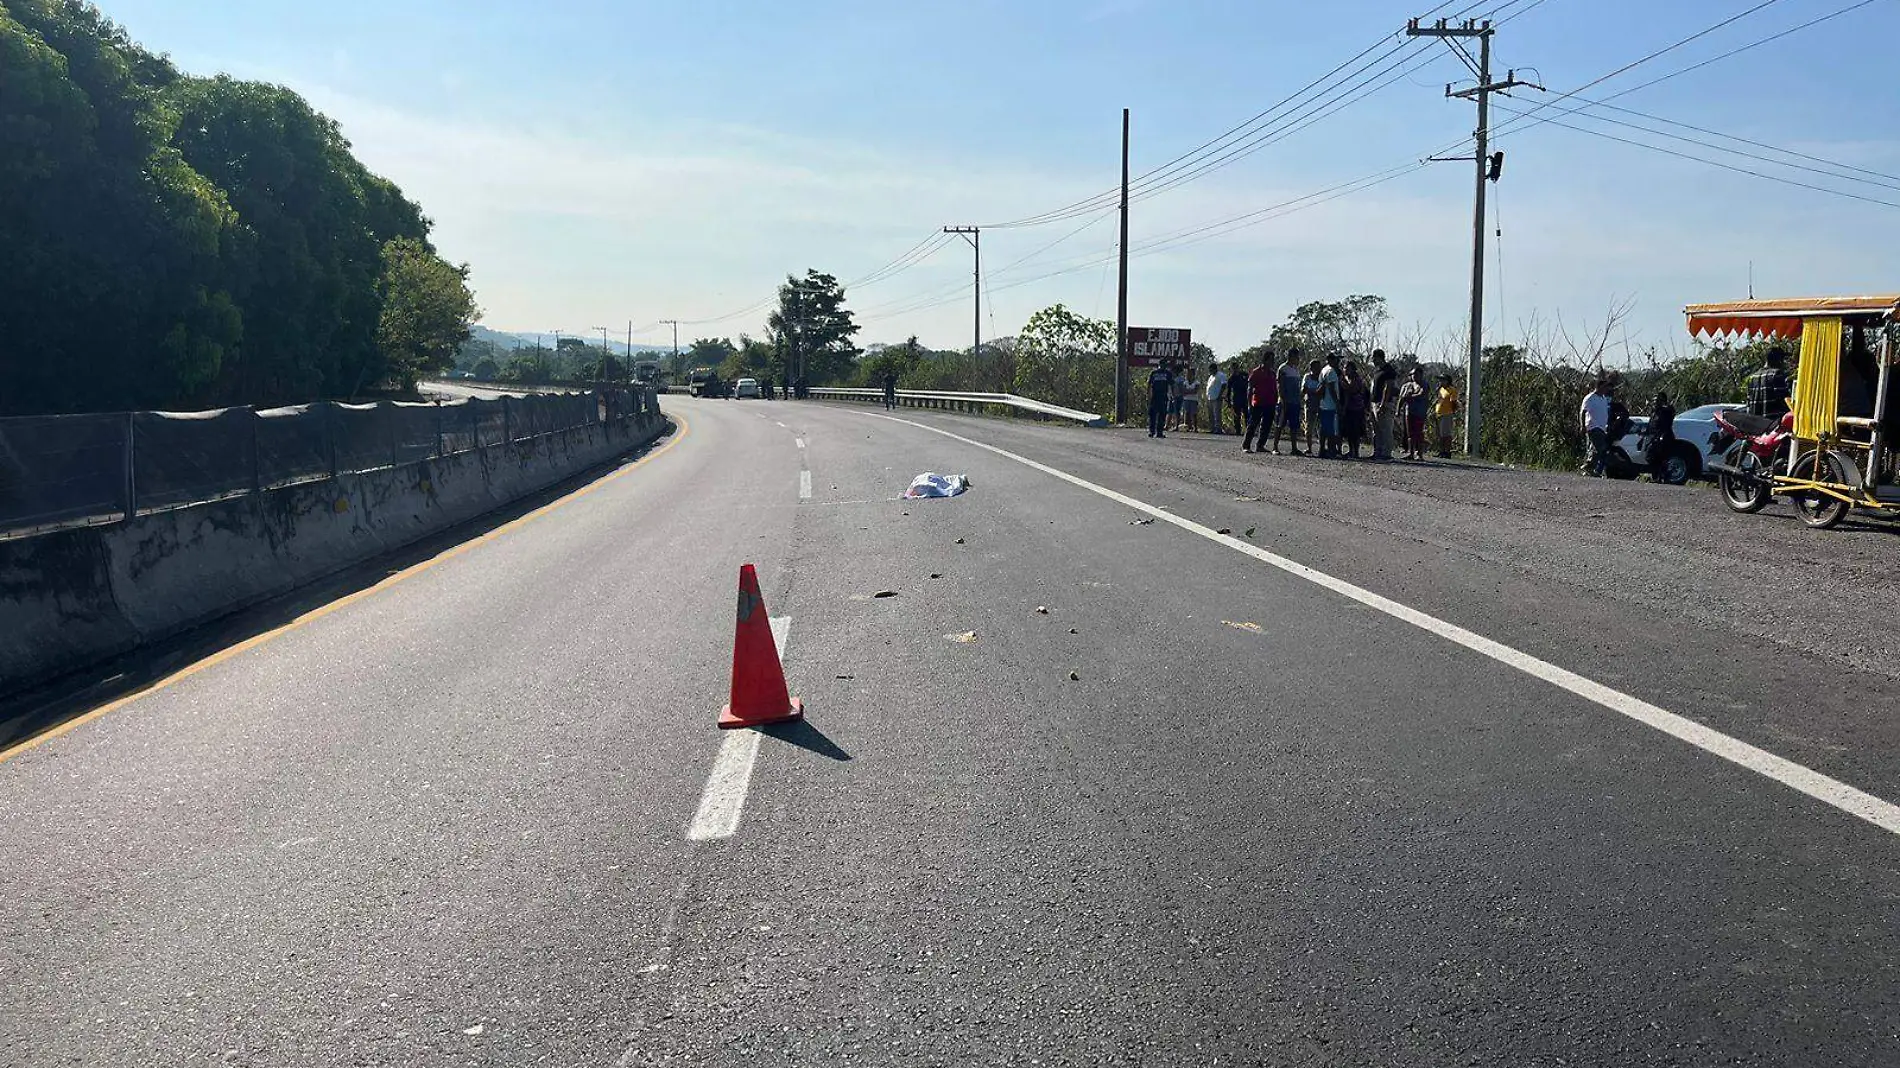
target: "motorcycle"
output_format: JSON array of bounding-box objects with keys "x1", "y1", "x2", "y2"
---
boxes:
[{"x1": 1706, "y1": 409, "x2": 1794, "y2": 513}]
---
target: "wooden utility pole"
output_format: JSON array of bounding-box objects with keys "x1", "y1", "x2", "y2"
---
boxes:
[
  {"x1": 943, "y1": 227, "x2": 981, "y2": 363},
  {"x1": 1406, "y1": 17, "x2": 1533, "y2": 459},
  {"x1": 1115, "y1": 107, "x2": 1131, "y2": 425},
  {"x1": 659, "y1": 319, "x2": 681, "y2": 375}
]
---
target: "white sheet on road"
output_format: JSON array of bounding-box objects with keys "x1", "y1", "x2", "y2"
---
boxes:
[{"x1": 903, "y1": 472, "x2": 970, "y2": 499}]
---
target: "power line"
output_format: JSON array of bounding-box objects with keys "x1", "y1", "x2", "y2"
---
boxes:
[
  {"x1": 1592, "y1": 0, "x2": 1883, "y2": 104},
  {"x1": 847, "y1": 231, "x2": 956, "y2": 289},
  {"x1": 678, "y1": 0, "x2": 1558, "y2": 333},
  {"x1": 1486, "y1": 0, "x2": 1788, "y2": 139},
  {"x1": 978, "y1": 0, "x2": 1483, "y2": 230},
  {"x1": 862, "y1": 162, "x2": 1432, "y2": 322},
  {"x1": 989, "y1": 209, "x2": 1119, "y2": 279},
  {"x1": 1121, "y1": 37, "x2": 1449, "y2": 206},
  {"x1": 1514, "y1": 95, "x2": 1900, "y2": 192},
  {"x1": 1490, "y1": 99, "x2": 1900, "y2": 210}
]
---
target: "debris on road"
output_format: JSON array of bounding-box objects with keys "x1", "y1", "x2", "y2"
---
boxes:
[
  {"x1": 1234, "y1": 495, "x2": 1263, "y2": 502},
  {"x1": 947, "y1": 630, "x2": 978, "y2": 643},
  {"x1": 1068, "y1": 671, "x2": 1081, "y2": 681},
  {"x1": 1129, "y1": 518, "x2": 1155, "y2": 526},
  {"x1": 1217, "y1": 528, "x2": 1232, "y2": 535},
  {"x1": 1244, "y1": 527, "x2": 1257, "y2": 539},
  {"x1": 462, "y1": 1024, "x2": 485, "y2": 1036},
  {"x1": 930, "y1": 572, "x2": 943, "y2": 579},
  {"x1": 955, "y1": 537, "x2": 967, "y2": 544},
  {"x1": 873, "y1": 590, "x2": 898, "y2": 598},
  {"x1": 905, "y1": 472, "x2": 970, "y2": 498},
  {"x1": 1036, "y1": 605, "x2": 1049, "y2": 615},
  {"x1": 1223, "y1": 621, "x2": 1263, "y2": 633},
  {"x1": 1068, "y1": 627, "x2": 1079, "y2": 635},
  {"x1": 835, "y1": 674, "x2": 856, "y2": 680}
]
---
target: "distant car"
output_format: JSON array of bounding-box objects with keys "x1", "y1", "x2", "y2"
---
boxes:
[
  {"x1": 734, "y1": 377, "x2": 760, "y2": 399},
  {"x1": 1615, "y1": 402, "x2": 1743, "y2": 484}
]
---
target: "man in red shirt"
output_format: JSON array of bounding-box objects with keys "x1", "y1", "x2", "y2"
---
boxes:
[{"x1": 1243, "y1": 350, "x2": 1279, "y2": 454}]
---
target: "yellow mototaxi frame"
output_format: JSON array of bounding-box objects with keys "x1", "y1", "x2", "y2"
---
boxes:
[{"x1": 1684, "y1": 294, "x2": 1900, "y2": 511}]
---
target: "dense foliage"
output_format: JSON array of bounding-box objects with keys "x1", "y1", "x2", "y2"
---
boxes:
[
  {"x1": 0, "y1": 0, "x2": 476, "y2": 415},
  {"x1": 768, "y1": 270, "x2": 860, "y2": 385}
]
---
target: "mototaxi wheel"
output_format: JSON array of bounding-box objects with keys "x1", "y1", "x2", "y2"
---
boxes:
[
  {"x1": 1789, "y1": 451, "x2": 1852, "y2": 530},
  {"x1": 1718, "y1": 444, "x2": 1770, "y2": 514}
]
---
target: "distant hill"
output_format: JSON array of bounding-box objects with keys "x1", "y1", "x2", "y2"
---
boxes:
[{"x1": 469, "y1": 324, "x2": 671, "y2": 357}]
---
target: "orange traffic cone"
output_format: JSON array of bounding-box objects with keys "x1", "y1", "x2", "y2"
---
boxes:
[{"x1": 719, "y1": 564, "x2": 804, "y2": 730}]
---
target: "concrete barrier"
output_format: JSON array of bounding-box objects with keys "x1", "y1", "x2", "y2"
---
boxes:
[{"x1": 0, "y1": 410, "x2": 667, "y2": 698}]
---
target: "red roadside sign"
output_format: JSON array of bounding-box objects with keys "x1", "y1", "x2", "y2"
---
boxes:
[{"x1": 1126, "y1": 326, "x2": 1191, "y2": 369}]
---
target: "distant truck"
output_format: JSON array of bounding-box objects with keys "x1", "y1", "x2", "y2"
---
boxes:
[
  {"x1": 632, "y1": 360, "x2": 661, "y2": 387},
  {"x1": 686, "y1": 368, "x2": 727, "y2": 398}
]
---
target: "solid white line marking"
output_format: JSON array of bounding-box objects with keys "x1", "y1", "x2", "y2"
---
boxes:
[
  {"x1": 870, "y1": 413, "x2": 1900, "y2": 838},
  {"x1": 798, "y1": 470, "x2": 812, "y2": 500},
  {"x1": 685, "y1": 617, "x2": 791, "y2": 842}
]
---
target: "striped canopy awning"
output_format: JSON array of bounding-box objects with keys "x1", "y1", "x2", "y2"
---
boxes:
[{"x1": 1685, "y1": 295, "x2": 1900, "y2": 339}]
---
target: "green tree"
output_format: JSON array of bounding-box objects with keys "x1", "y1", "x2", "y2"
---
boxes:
[
  {"x1": 471, "y1": 355, "x2": 501, "y2": 380},
  {"x1": 165, "y1": 75, "x2": 433, "y2": 402},
  {"x1": 768, "y1": 270, "x2": 860, "y2": 385},
  {"x1": 860, "y1": 336, "x2": 928, "y2": 387},
  {"x1": 374, "y1": 236, "x2": 478, "y2": 392},
  {"x1": 685, "y1": 337, "x2": 738, "y2": 375},
  {"x1": 719, "y1": 334, "x2": 777, "y2": 381},
  {"x1": 1, "y1": 0, "x2": 241, "y2": 414},
  {"x1": 1013, "y1": 304, "x2": 1115, "y2": 412},
  {"x1": 456, "y1": 337, "x2": 507, "y2": 373},
  {"x1": 1265, "y1": 295, "x2": 1390, "y2": 360},
  {"x1": 0, "y1": 2, "x2": 457, "y2": 414}
]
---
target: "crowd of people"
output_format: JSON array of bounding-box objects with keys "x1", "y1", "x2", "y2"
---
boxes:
[{"x1": 1147, "y1": 348, "x2": 1463, "y2": 462}]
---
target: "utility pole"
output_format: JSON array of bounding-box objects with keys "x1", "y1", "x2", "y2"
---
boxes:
[
  {"x1": 943, "y1": 226, "x2": 981, "y2": 365},
  {"x1": 626, "y1": 320, "x2": 634, "y2": 382},
  {"x1": 1407, "y1": 17, "x2": 1534, "y2": 459},
  {"x1": 1115, "y1": 107, "x2": 1131, "y2": 426},
  {"x1": 595, "y1": 326, "x2": 612, "y2": 382},
  {"x1": 659, "y1": 319, "x2": 680, "y2": 370}
]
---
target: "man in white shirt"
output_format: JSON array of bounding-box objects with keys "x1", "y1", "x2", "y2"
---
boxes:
[
  {"x1": 1579, "y1": 378, "x2": 1613, "y2": 477},
  {"x1": 1317, "y1": 354, "x2": 1342, "y2": 458},
  {"x1": 1205, "y1": 366, "x2": 1226, "y2": 434}
]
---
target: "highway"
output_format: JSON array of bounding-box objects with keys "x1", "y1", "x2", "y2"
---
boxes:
[{"x1": 4, "y1": 394, "x2": 1899, "y2": 1067}]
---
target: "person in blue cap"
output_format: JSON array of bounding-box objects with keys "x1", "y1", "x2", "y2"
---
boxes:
[{"x1": 1147, "y1": 361, "x2": 1176, "y2": 438}]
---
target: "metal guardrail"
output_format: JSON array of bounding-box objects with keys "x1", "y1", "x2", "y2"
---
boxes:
[{"x1": 805, "y1": 387, "x2": 1105, "y2": 427}]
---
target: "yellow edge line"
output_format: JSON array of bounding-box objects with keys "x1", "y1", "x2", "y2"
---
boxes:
[{"x1": 0, "y1": 413, "x2": 691, "y2": 765}]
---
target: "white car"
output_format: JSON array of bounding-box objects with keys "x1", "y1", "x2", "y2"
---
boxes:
[
  {"x1": 1616, "y1": 402, "x2": 1743, "y2": 484},
  {"x1": 733, "y1": 377, "x2": 760, "y2": 399}
]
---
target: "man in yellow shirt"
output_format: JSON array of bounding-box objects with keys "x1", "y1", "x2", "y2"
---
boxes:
[{"x1": 1434, "y1": 375, "x2": 1460, "y2": 458}]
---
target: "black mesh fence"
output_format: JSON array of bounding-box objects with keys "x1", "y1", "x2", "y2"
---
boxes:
[
  {"x1": 470, "y1": 398, "x2": 508, "y2": 448},
  {"x1": 330, "y1": 403, "x2": 394, "y2": 473},
  {"x1": 390, "y1": 402, "x2": 442, "y2": 466},
  {"x1": 1, "y1": 388, "x2": 651, "y2": 538},
  {"x1": 132, "y1": 408, "x2": 256, "y2": 511},
  {"x1": 439, "y1": 400, "x2": 477, "y2": 455},
  {"x1": 256, "y1": 405, "x2": 331, "y2": 488},
  {"x1": 0, "y1": 413, "x2": 128, "y2": 534}
]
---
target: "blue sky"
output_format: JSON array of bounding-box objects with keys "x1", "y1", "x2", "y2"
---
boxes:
[{"x1": 110, "y1": 0, "x2": 1900, "y2": 361}]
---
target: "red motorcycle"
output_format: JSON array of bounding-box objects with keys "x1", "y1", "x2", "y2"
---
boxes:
[{"x1": 1708, "y1": 409, "x2": 1794, "y2": 513}]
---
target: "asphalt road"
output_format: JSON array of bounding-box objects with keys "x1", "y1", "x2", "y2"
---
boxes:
[{"x1": 3, "y1": 394, "x2": 1898, "y2": 1067}]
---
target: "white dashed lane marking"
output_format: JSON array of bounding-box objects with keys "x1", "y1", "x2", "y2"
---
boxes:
[{"x1": 686, "y1": 616, "x2": 791, "y2": 842}]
